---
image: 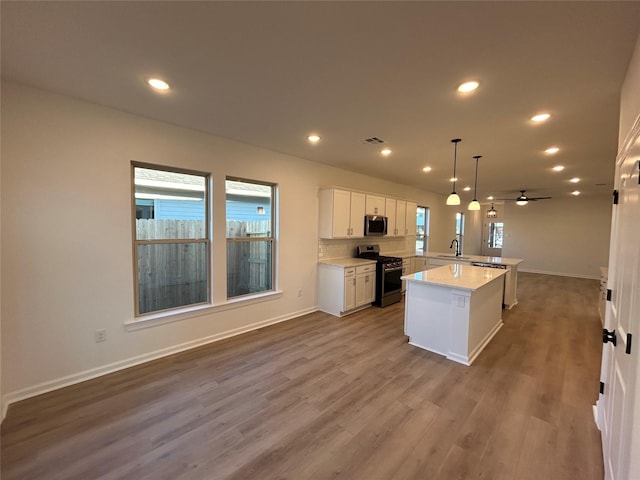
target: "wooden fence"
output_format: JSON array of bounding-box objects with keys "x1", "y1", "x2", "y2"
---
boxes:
[{"x1": 136, "y1": 219, "x2": 271, "y2": 313}]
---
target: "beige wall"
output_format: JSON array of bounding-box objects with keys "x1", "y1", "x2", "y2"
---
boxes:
[
  {"x1": 619, "y1": 32, "x2": 640, "y2": 147},
  {"x1": 0, "y1": 82, "x2": 454, "y2": 402},
  {"x1": 501, "y1": 195, "x2": 611, "y2": 278}
]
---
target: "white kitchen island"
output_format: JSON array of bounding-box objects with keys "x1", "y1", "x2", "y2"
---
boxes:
[{"x1": 402, "y1": 264, "x2": 508, "y2": 366}]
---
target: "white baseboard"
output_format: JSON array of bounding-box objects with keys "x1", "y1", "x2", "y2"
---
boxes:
[
  {"x1": 2, "y1": 306, "x2": 319, "y2": 410},
  {"x1": 519, "y1": 268, "x2": 600, "y2": 280}
]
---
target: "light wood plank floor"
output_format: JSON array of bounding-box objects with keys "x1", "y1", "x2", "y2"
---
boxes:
[{"x1": 1, "y1": 273, "x2": 604, "y2": 479}]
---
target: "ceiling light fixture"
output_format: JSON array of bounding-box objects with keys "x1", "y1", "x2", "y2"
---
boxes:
[
  {"x1": 307, "y1": 134, "x2": 321, "y2": 143},
  {"x1": 545, "y1": 147, "x2": 560, "y2": 154},
  {"x1": 487, "y1": 203, "x2": 497, "y2": 218},
  {"x1": 381, "y1": 148, "x2": 392, "y2": 156},
  {"x1": 487, "y1": 196, "x2": 494, "y2": 200},
  {"x1": 446, "y1": 138, "x2": 462, "y2": 205},
  {"x1": 463, "y1": 186, "x2": 471, "y2": 192},
  {"x1": 422, "y1": 166, "x2": 432, "y2": 172},
  {"x1": 147, "y1": 78, "x2": 170, "y2": 91},
  {"x1": 553, "y1": 165, "x2": 565, "y2": 172},
  {"x1": 468, "y1": 155, "x2": 481, "y2": 211},
  {"x1": 531, "y1": 113, "x2": 551, "y2": 123},
  {"x1": 571, "y1": 190, "x2": 581, "y2": 196},
  {"x1": 457, "y1": 81, "x2": 479, "y2": 93},
  {"x1": 570, "y1": 177, "x2": 580, "y2": 183}
]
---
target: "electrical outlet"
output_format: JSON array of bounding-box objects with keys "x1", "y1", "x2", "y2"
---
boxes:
[
  {"x1": 297, "y1": 289, "x2": 303, "y2": 297},
  {"x1": 94, "y1": 329, "x2": 107, "y2": 343}
]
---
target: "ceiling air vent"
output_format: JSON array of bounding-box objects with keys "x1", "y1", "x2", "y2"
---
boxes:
[{"x1": 363, "y1": 137, "x2": 385, "y2": 144}]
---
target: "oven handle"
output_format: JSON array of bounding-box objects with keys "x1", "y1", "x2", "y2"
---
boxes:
[{"x1": 383, "y1": 266, "x2": 403, "y2": 272}]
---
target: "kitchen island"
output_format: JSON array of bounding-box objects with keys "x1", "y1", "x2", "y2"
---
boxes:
[{"x1": 402, "y1": 264, "x2": 508, "y2": 365}]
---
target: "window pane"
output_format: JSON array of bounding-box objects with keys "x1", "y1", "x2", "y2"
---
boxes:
[
  {"x1": 137, "y1": 242, "x2": 208, "y2": 314},
  {"x1": 225, "y1": 180, "x2": 272, "y2": 238},
  {"x1": 488, "y1": 222, "x2": 504, "y2": 248},
  {"x1": 227, "y1": 240, "x2": 273, "y2": 298},
  {"x1": 135, "y1": 166, "x2": 206, "y2": 240}
]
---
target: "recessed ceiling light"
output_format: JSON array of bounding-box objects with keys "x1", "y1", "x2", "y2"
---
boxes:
[
  {"x1": 531, "y1": 113, "x2": 551, "y2": 123},
  {"x1": 147, "y1": 78, "x2": 170, "y2": 90},
  {"x1": 307, "y1": 134, "x2": 321, "y2": 143},
  {"x1": 571, "y1": 190, "x2": 581, "y2": 196},
  {"x1": 422, "y1": 166, "x2": 432, "y2": 172},
  {"x1": 450, "y1": 177, "x2": 458, "y2": 182},
  {"x1": 463, "y1": 186, "x2": 471, "y2": 191},
  {"x1": 487, "y1": 196, "x2": 494, "y2": 200},
  {"x1": 381, "y1": 148, "x2": 392, "y2": 156},
  {"x1": 552, "y1": 165, "x2": 565, "y2": 172},
  {"x1": 457, "y1": 81, "x2": 479, "y2": 93},
  {"x1": 570, "y1": 177, "x2": 580, "y2": 183},
  {"x1": 545, "y1": 147, "x2": 560, "y2": 154}
]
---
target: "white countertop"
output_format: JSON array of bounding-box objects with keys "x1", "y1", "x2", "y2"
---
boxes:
[
  {"x1": 402, "y1": 264, "x2": 508, "y2": 291},
  {"x1": 420, "y1": 251, "x2": 523, "y2": 266},
  {"x1": 318, "y1": 257, "x2": 377, "y2": 267}
]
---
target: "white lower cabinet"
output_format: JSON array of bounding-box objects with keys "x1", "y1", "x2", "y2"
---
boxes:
[
  {"x1": 318, "y1": 262, "x2": 376, "y2": 317},
  {"x1": 355, "y1": 265, "x2": 376, "y2": 306},
  {"x1": 411, "y1": 256, "x2": 429, "y2": 272}
]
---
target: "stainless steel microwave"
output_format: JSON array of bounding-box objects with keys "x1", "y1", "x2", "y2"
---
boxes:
[{"x1": 364, "y1": 215, "x2": 388, "y2": 236}]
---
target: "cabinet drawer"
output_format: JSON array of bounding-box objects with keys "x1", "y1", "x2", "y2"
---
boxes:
[
  {"x1": 356, "y1": 264, "x2": 375, "y2": 275},
  {"x1": 344, "y1": 267, "x2": 356, "y2": 277}
]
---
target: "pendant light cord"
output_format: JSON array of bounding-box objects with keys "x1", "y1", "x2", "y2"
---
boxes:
[
  {"x1": 451, "y1": 138, "x2": 461, "y2": 193},
  {"x1": 472, "y1": 155, "x2": 481, "y2": 200}
]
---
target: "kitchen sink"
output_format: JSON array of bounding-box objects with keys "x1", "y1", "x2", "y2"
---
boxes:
[{"x1": 437, "y1": 254, "x2": 470, "y2": 259}]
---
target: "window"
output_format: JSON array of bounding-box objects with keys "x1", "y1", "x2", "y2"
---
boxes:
[
  {"x1": 226, "y1": 178, "x2": 276, "y2": 298},
  {"x1": 416, "y1": 206, "x2": 430, "y2": 252},
  {"x1": 455, "y1": 212, "x2": 465, "y2": 253},
  {"x1": 132, "y1": 163, "x2": 210, "y2": 315},
  {"x1": 487, "y1": 222, "x2": 504, "y2": 249}
]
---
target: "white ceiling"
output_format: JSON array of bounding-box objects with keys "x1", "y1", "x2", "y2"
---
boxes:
[{"x1": 3, "y1": 1, "x2": 640, "y2": 202}]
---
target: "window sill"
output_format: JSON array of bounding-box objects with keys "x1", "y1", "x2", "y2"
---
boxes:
[{"x1": 125, "y1": 290, "x2": 283, "y2": 331}]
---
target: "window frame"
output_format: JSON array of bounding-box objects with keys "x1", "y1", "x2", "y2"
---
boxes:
[
  {"x1": 225, "y1": 176, "x2": 277, "y2": 299},
  {"x1": 131, "y1": 161, "x2": 211, "y2": 316},
  {"x1": 416, "y1": 206, "x2": 430, "y2": 253}
]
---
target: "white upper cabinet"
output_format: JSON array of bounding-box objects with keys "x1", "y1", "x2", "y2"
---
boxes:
[
  {"x1": 385, "y1": 198, "x2": 408, "y2": 236},
  {"x1": 405, "y1": 201, "x2": 417, "y2": 236},
  {"x1": 365, "y1": 194, "x2": 386, "y2": 216},
  {"x1": 319, "y1": 188, "x2": 366, "y2": 239},
  {"x1": 385, "y1": 198, "x2": 397, "y2": 236}
]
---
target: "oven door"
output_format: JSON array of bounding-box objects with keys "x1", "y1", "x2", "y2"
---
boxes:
[{"x1": 376, "y1": 265, "x2": 402, "y2": 307}]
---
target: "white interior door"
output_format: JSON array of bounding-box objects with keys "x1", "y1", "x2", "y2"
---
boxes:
[{"x1": 600, "y1": 123, "x2": 640, "y2": 480}]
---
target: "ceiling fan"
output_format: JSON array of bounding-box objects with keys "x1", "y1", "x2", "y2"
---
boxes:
[{"x1": 497, "y1": 190, "x2": 552, "y2": 205}]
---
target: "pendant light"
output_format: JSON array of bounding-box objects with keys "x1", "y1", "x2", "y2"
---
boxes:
[
  {"x1": 446, "y1": 138, "x2": 462, "y2": 205},
  {"x1": 468, "y1": 155, "x2": 481, "y2": 211},
  {"x1": 487, "y1": 203, "x2": 497, "y2": 218}
]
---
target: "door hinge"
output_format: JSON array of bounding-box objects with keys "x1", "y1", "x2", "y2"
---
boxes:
[
  {"x1": 606, "y1": 289, "x2": 612, "y2": 301},
  {"x1": 626, "y1": 333, "x2": 633, "y2": 355},
  {"x1": 600, "y1": 381, "x2": 605, "y2": 394},
  {"x1": 603, "y1": 328, "x2": 617, "y2": 346},
  {"x1": 613, "y1": 190, "x2": 619, "y2": 204}
]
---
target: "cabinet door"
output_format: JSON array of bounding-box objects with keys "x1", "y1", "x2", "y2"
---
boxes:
[
  {"x1": 356, "y1": 273, "x2": 375, "y2": 306},
  {"x1": 405, "y1": 201, "x2": 417, "y2": 236},
  {"x1": 330, "y1": 189, "x2": 352, "y2": 238},
  {"x1": 385, "y1": 198, "x2": 397, "y2": 236},
  {"x1": 366, "y1": 195, "x2": 386, "y2": 215},
  {"x1": 396, "y1": 200, "x2": 407, "y2": 236},
  {"x1": 344, "y1": 274, "x2": 356, "y2": 311},
  {"x1": 350, "y1": 192, "x2": 366, "y2": 237}
]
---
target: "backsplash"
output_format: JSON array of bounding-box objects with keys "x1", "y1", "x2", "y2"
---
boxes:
[{"x1": 318, "y1": 236, "x2": 416, "y2": 260}]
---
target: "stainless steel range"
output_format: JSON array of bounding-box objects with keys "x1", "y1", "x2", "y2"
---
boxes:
[{"x1": 357, "y1": 245, "x2": 403, "y2": 307}]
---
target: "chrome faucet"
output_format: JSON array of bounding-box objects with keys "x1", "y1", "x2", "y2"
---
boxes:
[{"x1": 450, "y1": 238, "x2": 461, "y2": 256}]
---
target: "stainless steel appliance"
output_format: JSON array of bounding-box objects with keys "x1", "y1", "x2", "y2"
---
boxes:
[
  {"x1": 364, "y1": 215, "x2": 388, "y2": 236},
  {"x1": 357, "y1": 245, "x2": 403, "y2": 307}
]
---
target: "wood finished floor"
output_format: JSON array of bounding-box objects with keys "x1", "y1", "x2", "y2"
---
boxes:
[{"x1": 1, "y1": 273, "x2": 604, "y2": 480}]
